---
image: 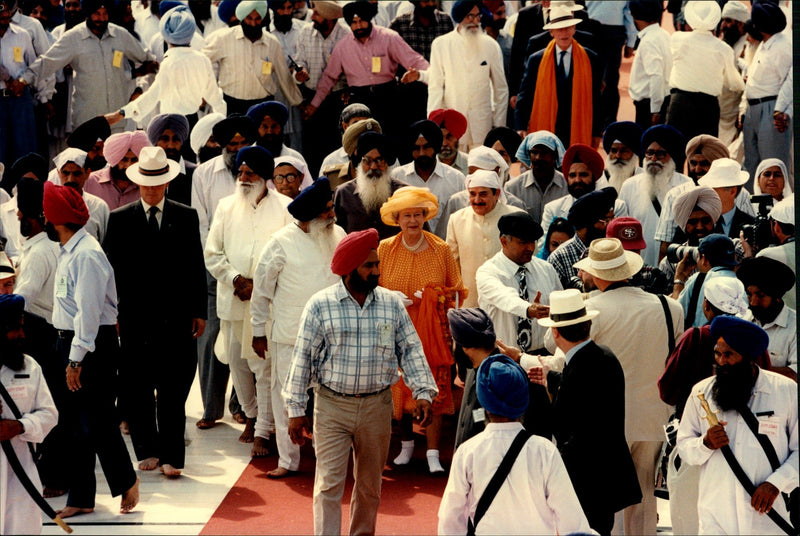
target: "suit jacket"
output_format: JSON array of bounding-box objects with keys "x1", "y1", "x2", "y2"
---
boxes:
[
  {"x1": 548, "y1": 341, "x2": 642, "y2": 516},
  {"x1": 104, "y1": 199, "x2": 207, "y2": 337},
  {"x1": 514, "y1": 43, "x2": 602, "y2": 142},
  {"x1": 166, "y1": 161, "x2": 197, "y2": 207}
]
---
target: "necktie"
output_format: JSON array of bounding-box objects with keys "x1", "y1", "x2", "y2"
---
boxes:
[
  {"x1": 558, "y1": 50, "x2": 568, "y2": 79},
  {"x1": 148, "y1": 206, "x2": 159, "y2": 233},
  {"x1": 516, "y1": 266, "x2": 532, "y2": 352}
]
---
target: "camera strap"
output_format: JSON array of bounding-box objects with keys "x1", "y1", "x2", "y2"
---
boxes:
[{"x1": 684, "y1": 273, "x2": 706, "y2": 330}]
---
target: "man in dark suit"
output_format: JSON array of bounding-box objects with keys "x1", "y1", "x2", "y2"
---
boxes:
[
  {"x1": 104, "y1": 146, "x2": 207, "y2": 477},
  {"x1": 532, "y1": 289, "x2": 641, "y2": 535}
]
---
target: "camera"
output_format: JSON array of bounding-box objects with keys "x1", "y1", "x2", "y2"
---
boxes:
[
  {"x1": 741, "y1": 194, "x2": 775, "y2": 254},
  {"x1": 665, "y1": 244, "x2": 700, "y2": 264}
]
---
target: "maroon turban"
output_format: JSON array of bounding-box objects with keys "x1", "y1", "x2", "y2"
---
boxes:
[
  {"x1": 330, "y1": 228, "x2": 379, "y2": 276},
  {"x1": 562, "y1": 143, "x2": 604, "y2": 180},
  {"x1": 428, "y1": 108, "x2": 468, "y2": 140},
  {"x1": 43, "y1": 181, "x2": 90, "y2": 226}
]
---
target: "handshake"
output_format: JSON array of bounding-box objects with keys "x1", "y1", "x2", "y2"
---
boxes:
[{"x1": 3, "y1": 78, "x2": 27, "y2": 98}]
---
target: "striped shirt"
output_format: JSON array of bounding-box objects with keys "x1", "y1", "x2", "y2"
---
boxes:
[
  {"x1": 293, "y1": 20, "x2": 350, "y2": 92},
  {"x1": 283, "y1": 280, "x2": 438, "y2": 418}
]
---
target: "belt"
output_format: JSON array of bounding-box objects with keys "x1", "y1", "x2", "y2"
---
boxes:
[
  {"x1": 349, "y1": 81, "x2": 397, "y2": 96},
  {"x1": 670, "y1": 88, "x2": 715, "y2": 99},
  {"x1": 747, "y1": 95, "x2": 777, "y2": 105},
  {"x1": 56, "y1": 329, "x2": 74, "y2": 339},
  {"x1": 320, "y1": 384, "x2": 389, "y2": 399},
  {"x1": 0, "y1": 89, "x2": 15, "y2": 98}
]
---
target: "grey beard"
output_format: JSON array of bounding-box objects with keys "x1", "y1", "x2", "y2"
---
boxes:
[
  {"x1": 439, "y1": 146, "x2": 457, "y2": 161},
  {"x1": 605, "y1": 155, "x2": 638, "y2": 193},
  {"x1": 356, "y1": 167, "x2": 392, "y2": 214},
  {"x1": 236, "y1": 179, "x2": 267, "y2": 207},
  {"x1": 308, "y1": 217, "x2": 339, "y2": 259},
  {"x1": 644, "y1": 159, "x2": 676, "y2": 202},
  {"x1": 223, "y1": 149, "x2": 238, "y2": 176}
]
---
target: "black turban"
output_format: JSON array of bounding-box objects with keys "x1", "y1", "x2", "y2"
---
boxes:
[
  {"x1": 498, "y1": 212, "x2": 543, "y2": 242},
  {"x1": 408, "y1": 119, "x2": 443, "y2": 153},
  {"x1": 629, "y1": 0, "x2": 663, "y2": 22},
  {"x1": 235, "y1": 146, "x2": 274, "y2": 179},
  {"x1": 737, "y1": 256, "x2": 795, "y2": 299},
  {"x1": 67, "y1": 116, "x2": 111, "y2": 151},
  {"x1": 354, "y1": 131, "x2": 394, "y2": 166},
  {"x1": 342, "y1": 0, "x2": 377, "y2": 24},
  {"x1": 16, "y1": 177, "x2": 45, "y2": 219},
  {"x1": 568, "y1": 187, "x2": 617, "y2": 229},
  {"x1": 603, "y1": 121, "x2": 643, "y2": 156},
  {"x1": 246, "y1": 101, "x2": 289, "y2": 127},
  {"x1": 483, "y1": 127, "x2": 522, "y2": 163},
  {"x1": 1, "y1": 153, "x2": 48, "y2": 194},
  {"x1": 752, "y1": 1, "x2": 786, "y2": 34},
  {"x1": 212, "y1": 115, "x2": 257, "y2": 147}
]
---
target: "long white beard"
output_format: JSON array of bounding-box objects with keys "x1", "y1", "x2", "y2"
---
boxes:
[
  {"x1": 356, "y1": 167, "x2": 392, "y2": 214},
  {"x1": 236, "y1": 179, "x2": 267, "y2": 207},
  {"x1": 643, "y1": 159, "x2": 676, "y2": 202},
  {"x1": 605, "y1": 155, "x2": 638, "y2": 193},
  {"x1": 461, "y1": 24, "x2": 482, "y2": 54},
  {"x1": 308, "y1": 217, "x2": 339, "y2": 259}
]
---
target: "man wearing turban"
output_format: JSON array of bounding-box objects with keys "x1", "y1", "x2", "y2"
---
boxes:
[
  {"x1": 427, "y1": 1, "x2": 508, "y2": 150},
  {"x1": 246, "y1": 100, "x2": 307, "y2": 165},
  {"x1": 319, "y1": 103, "x2": 373, "y2": 179},
  {"x1": 84, "y1": 130, "x2": 150, "y2": 210},
  {"x1": 52, "y1": 147, "x2": 110, "y2": 243},
  {"x1": 602, "y1": 121, "x2": 643, "y2": 192},
  {"x1": 428, "y1": 108, "x2": 469, "y2": 176},
  {"x1": 147, "y1": 114, "x2": 196, "y2": 206},
  {"x1": 250, "y1": 178, "x2": 345, "y2": 479},
  {"x1": 283, "y1": 228, "x2": 438, "y2": 535},
  {"x1": 677, "y1": 315, "x2": 798, "y2": 535},
  {"x1": 204, "y1": 146, "x2": 293, "y2": 458},
  {"x1": 42, "y1": 181, "x2": 139, "y2": 519}
]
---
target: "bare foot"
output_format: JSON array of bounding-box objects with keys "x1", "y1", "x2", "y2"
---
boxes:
[
  {"x1": 120, "y1": 478, "x2": 139, "y2": 514},
  {"x1": 232, "y1": 412, "x2": 247, "y2": 424},
  {"x1": 266, "y1": 466, "x2": 297, "y2": 479},
  {"x1": 44, "y1": 487, "x2": 67, "y2": 498},
  {"x1": 160, "y1": 464, "x2": 182, "y2": 477},
  {"x1": 239, "y1": 417, "x2": 255, "y2": 443},
  {"x1": 120, "y1": 421, "x2": 130, "y2": 435},
  {"x1": 251, "y1": 436, "x2": 271, "y2": 457},
  {"x1": 57, "y1": 506, "x2": 94, "y2": 518},
  {"x1": 138, "y1": 457, "x2": 159, "y2": 471}
]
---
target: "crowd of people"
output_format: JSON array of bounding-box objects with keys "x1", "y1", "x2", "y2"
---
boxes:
[{"x1": 0, "y1": 0, "x2": 796, "y2": 535}]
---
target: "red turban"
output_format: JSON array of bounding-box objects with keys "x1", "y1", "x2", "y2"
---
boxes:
[
  {"x1": 562, "y1": 143, "x2": 604, "y2": 180},
  {"x1": 428, "y1": 109, "x2": 468, "y2": 140},
  {"x1": 330, "y1": 228, "x2": 379, "y2": 276},
  {"x1": 43, "y1": 181, "x2": 90, "y2": 226}
]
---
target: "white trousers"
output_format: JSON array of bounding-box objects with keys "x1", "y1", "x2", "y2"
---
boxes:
[
  {"x1": 272, "y1": 342, "x2": 301, "y2": 471},
  {"x1": 667, "y1": 445, "x2": 700, "y2": 535}
]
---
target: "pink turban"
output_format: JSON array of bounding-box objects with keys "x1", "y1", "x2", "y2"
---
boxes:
[{"x1": 103, "y1": 131, "x2": 151, "y2": 167}]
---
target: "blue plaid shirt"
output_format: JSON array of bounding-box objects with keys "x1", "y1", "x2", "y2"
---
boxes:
[{"x1": 283, "y1": 280, "x2": 438, "y2": 418}]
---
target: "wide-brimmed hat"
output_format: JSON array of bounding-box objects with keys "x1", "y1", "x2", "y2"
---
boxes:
[
  {"x1": 543, "y1": 3, "x2": 582, "y2": 29},
  {"x1": 538, "y1": 289, "x2": 599, "y2": 328},
  {"x1": 697, "y1": 158, "x2": 749, "y2": 188},
  {"x1": 573, "y1": 238, "x2": 644, "y2": 282},
  {"x1": 125, "y1": 146, "x2": 180, "y2": 186},
  {"x1": 380, "y1": 186, "x2": 438, "y2": 226}
]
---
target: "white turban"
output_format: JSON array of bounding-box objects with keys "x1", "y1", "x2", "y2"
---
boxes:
[
  {"x1": 704, "y1": 277, "x2": 748, "y2": 317},
  {"x1": 190, "y1": 113, "x2": 226, "y2": 155},
  {"x1": 268, "y1": 155, "x2": 313, "y2": 192},
  {"x1": 467, "y1": 146, "x2": 508, "y2": 175},
  {"x1": 53, "y1": 148, "x2": 88, "y2": 170},
  {"x1": 685, "y1": 1, "x2": 721, "y2": 31},
  {"x1": 721, "y1": 1, "x2": 749, "y2": 23}
]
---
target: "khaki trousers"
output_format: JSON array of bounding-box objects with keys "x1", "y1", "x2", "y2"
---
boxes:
[{"x1": 621, "y1": 440, "x2": 662, "y2": 536}]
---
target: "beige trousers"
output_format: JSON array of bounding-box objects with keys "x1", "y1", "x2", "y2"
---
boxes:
[
  {"x1": 667, "y1": 446, "x2": 700, "y2": 535},
  {"x1": 622, "y1": 440, "x2": 662, "y2": 536}
]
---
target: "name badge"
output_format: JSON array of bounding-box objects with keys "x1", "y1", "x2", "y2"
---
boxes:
[
  {"x1": 371, "y1": 56, "x2": 381, "y2": 73},
  {"x1": 758, "y1": 416, "x2": 780, "y2": 441},
  {"x1": 13, "y1": 47, "x2": 23, "y2": 63},
  {"x1": 377, "y1": 322, "x2": 392, "y2": 346},
  {"x1": 112, "y1": 50, "x2": 124, "y2": 69},
  {"x1": 56, "y1": 276, "x2": 68, "y2": 298},
  {"x1": 472, "y1": 408, "x2": 485, "y2": 423},
  {"x1": 262, "y1": 60, "x2": 272, "y2": 76}
]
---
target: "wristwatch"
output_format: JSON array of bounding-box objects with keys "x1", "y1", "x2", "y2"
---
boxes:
[
  {"x1": 68, "y1": 360, "x2": 82, "y2": 369},
  {"x1": 118, "y1": 108, "x2": 126, "y2": 117}
]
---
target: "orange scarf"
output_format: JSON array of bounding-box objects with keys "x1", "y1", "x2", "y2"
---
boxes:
[{"x1": 528, "y1": 39, "x2": 593, "y2": 146}]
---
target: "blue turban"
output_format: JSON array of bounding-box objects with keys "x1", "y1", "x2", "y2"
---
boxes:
[
  {"x1": 516, "y1": 130, "x2": 566, "y2": 168},
  {"x1": 218, "y1": 0, "x2": 242, "y2": 23},
  {"x1": 147, "y1": 113, "x2": 190, "y2": 145},
  {"x1": 160, "y1": 5, "x2": 196, "y2": 45},
  {"x1": 246, "y1": 101, "x2": 289, "y2": 127},
  {"x1": 447, "y1": 308, "x2": 496, "y2": 349},
  {"x1": 568, "y1": 187, "x2": 617, "y2": 229},
  {"x1": 710, "y1": 316, "x2": 769, "y2": 361},
  {"x1": 603, "y1": 121, "x2": 643, "y2": 157},
  {"x1": 288, "y1": 178, "x2": 333, "y2": 221},
  {"x1": 0, "y1": 294, "x2": 25, "y2": 329},
  {"x1": 212, "y1": 114, "x2": 257, "y2": 146},
  {"x1": 236, "y1": 146, "x2": 274, "y2": 179},
  {"x1": 476, "y1": 354, "x2": 529, "y2": 419},
  {"x1": 158, "y1": 1, "x2": 183, "y2": 16},
  {"x1": 641, "y1": 124, "x2": 686, "y2": 168},
  {"x1": 236, "y1": 0, "x2": 268, "y2": 21},
  {"x1": 451, "y1": 0, "x2": 479, "y2": 23},
  {"x1": 752, "y1": 1, "x2": 786, "y2": 35}
]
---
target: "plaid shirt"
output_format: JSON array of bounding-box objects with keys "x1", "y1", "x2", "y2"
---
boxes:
[
  {"x1": 282, "y1": 281, "x2": 438, "y2": 418},
  {"x1": 389, "y1": 10, "x2": 453, "y2": 61},
  {"x1": 548, "y1": 236, "x2": 587, "y2": 289}
]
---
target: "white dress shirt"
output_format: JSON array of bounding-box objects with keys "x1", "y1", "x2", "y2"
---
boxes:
[
  {"x1": 756, "y1": 304, "x2": 797, "y2": 372},
  {"x1": 15, "y1": 232, "x2": 59, "y2": 324},
  {"x1": 140, "y1": 196, "x2": 166, "y2": 227},
  {"x1": 628, "y1": 22, "x2": 672, "y2": 112},
  {"x1": 83, "y1": 191, "x2": 109, "y2": 244},
  {"x1": 191, "y1": 154, "x2": 237, "y2": 246},
  {"x1": 391, "y1": 160, "x2": 465, "y2": 234},
  {"x1": 476, "y1": 250, "x2": 562, "y2": 352},
  {"x1": 438, "y1": 421, "x2": 592, "y2": 535},
  {"x1": 669, "y1": 30, "x2": 744, "y2": 96},
  {"x1": 677, "y1": 370, "x2": 798, "y2": 535},
  {"x1": 745, "y1": 33, "x2": 792, "y2": 115},
  {"x1": 540, "y1": 187, "x2": 628, "y2": 242}
]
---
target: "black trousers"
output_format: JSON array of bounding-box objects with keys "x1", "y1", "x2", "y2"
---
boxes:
[
  {"x1": 592, "y1": 23, "x2": 627, "y2": 131},
  {"x1": 633, "y1": 97, "x2": 669, "y2": 132},
  {"x1": 666, "y1": 89, "x2": 719, "y2": 142},
  {"x1": 302, "y1": 90, "x2": 345, "y2": 177},
  {"x1": 119, "y1": 320, "x2": 197, "y2": 468},
  {"x1": 57, "y1": 325, "x2": 137, "y2": 508}
]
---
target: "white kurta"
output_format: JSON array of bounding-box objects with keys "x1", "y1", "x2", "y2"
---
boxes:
[
  {"x1": 437, "y1": 422, "x2": 592, "y2": 535},
  {"x1": 677, "y1": 370, "x2": 798, "y2": 535},
  {"x1": 427, "y1": 28, "x2": 509, "y2": 149},
  {"x1": 191, "y1": 155, "x2": 237, "y2": 246},
  {"x1": 446, "y1": 203, "x2": 524, "y2": 308},
  {"x1": 0, "y1": 356, "x2": 58, "y2": 535}
]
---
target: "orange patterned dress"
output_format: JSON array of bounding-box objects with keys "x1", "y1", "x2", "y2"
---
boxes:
[{"x1": 378, "y1": 231, "x2": 467, "y2": 419}]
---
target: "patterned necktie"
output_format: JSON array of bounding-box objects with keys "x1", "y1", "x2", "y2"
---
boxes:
[
  {"x1": 148, "y1": 206, "x2": 159, "y2": 233},
  {"x1": 516, "y1": 266, "x2": 532, "y2": 352}
]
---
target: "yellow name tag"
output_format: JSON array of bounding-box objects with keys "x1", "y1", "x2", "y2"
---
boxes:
[
  {"x1": 262, "y1": 61, "x2": 272, "y2": 76},
  {"x1": 13, "y1": 47, "x2": 23, "y2": 63},
  {"x1": 112, "y1": 50, "x2": 123, "y2": 68},
  {"x1": 371, "y1": 56, "x2": 381, "y2": 74}
]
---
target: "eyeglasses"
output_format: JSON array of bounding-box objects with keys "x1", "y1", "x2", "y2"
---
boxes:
[
  {"x1": 273, "y1": 173, "x2": 298, "y2": 184},
  {"x1": 463, "y1": 12, "x2": 481, "y2": 20},
  {"x1": 362, "y1": 156, "x2": 386, "y2": 168},
  {"x1": 645, "y1": 149, "x2": 669, "y2": 159}
]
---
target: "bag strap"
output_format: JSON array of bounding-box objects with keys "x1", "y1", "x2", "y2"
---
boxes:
[
  {"x1": 684, "y1": 272, "x2": 706, "y2": 330},
  {"x1": 468, "y1": 429, "x2": 530, "y2": 535},
  {"x1": 657, "y1": 294, "x2": 675, "y2": 354},
  {"x1": 0, "y1": 379, "x2": 39, "y2": 461}
]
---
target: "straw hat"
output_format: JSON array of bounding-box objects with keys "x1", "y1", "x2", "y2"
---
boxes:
[
  {"x1": 125, "y1": 146, "x2": 180, "y2": 187},
  {"x1": 379, "y1": 187, "x2": 439, "y2": 226},
  {"x1": 573, "y1": 238, "x2": 644, "y2": 282},
  {"x1": 537, "y1": 289, "x2": 599, "y2": 328}
]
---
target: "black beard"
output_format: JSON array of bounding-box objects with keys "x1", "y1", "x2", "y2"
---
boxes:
[
  {"x1": 256, "y1": 134, "x2": 283, "y2": 156},
  {"x1": 415, "y1": 155, "x2": 436, "y2": 171},
  {"x1": 198, "y1": 145, "x2": 222, "y2": 164},
  {"x1": 312, "y1": 19, "x2": 330, "y2": 34},
  {"x1": 568, "y1": 182, "x2": 594, "y2": 198},
  {"x1": 19, "y1": 217, "x2": 34, "y2": 238},
  {"x1": 487, "y1": 17, "x2": 506, "y2": 31},
  {"x1": 274, "y1": 14, "x2": 292, "y2": 33},
  {"x1": 348, "y1": 271, "x2": 379, "y2": 293},
  {"x1": 109, "y1": 164, "x2": 130, "y2": 183},
  {"x1": 721, "y1": 28, "x2": 742, "y2": 47},
  {"x1": 416, "y1": 5, "x2": 435, "y2": 19},
  {"x1": 45, "y1": 221, "x2": 60, "y2": 242},
  {"x1": 163, "y1": 148, "x2": 182, "y2": 161},
  {"x1": 242, "y1": 21, "x2": 264, "y2": 40},
  {"x1": 65, "y1": 11, "x2": 84, "y2": 29},
  {"x1": 85, "y1": 155, "x2": 106, "y2": 172},
  {"x1": 353, "y1": 24, "x2": 372, "y2": 39},
  {"x1": 750, "y1": 301, "x2": 782, "y2": 325},
  {"x1": 0, "y1": 339, "x2": 24, "y2": 371},
  {"x1": 87, "y1": 19, "x2": 108, "y2": 36},
  {"x1": 587, "y1": 225, "x2": 607, "y2": 242},
  {"x1": 712, "y1": 361, "x2": 757, "y2": 411}
]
